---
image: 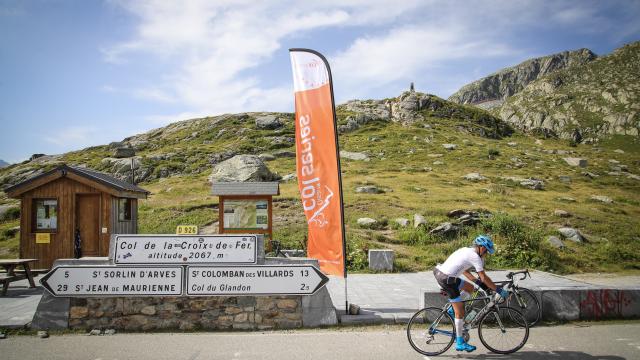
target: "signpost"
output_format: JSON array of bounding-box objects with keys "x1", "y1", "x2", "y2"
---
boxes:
[
  {"x1": 40, "y1": 266, "x2": 183, "y2": 297},
  {"x1": 40, "y1": 234, "x2": 329, "y2": 298},
  {"x1": 187, "y1": 265, "x2": 328, "y2": 296},
  {"x1": 113, "y1": 235, "x2": 257, "y2": 265}
]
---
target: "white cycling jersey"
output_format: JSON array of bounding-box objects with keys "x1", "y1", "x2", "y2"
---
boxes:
[{"x1": 436, "y1": 247, "x2": 484, "y2": 277}]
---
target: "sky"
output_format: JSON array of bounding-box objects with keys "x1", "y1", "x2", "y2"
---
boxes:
[{"x1": 1, "y1": 0, "x2": 639, "y2": 164}]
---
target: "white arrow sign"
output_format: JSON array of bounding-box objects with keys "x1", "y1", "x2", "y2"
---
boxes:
[
  {"x1": 40, "y1": 266, "x2": 184, "y2": 297},
  {"x1": 186, "y1": 265, "x2": 329, "y2": 296},
  {"x1": 114, "y1": 235, "x2": 257, "y2": 264}
]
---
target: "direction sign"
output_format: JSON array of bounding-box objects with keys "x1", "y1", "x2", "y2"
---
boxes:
[
  {"x1": 114, "y1": 235, "x2": 257, "y2": 264},
  {"x1": 40, "y1": 266, "x2": 184, "y2": 297},
  {"x1": 186, "y1": 265, "x2": 329, "y2": 296}
]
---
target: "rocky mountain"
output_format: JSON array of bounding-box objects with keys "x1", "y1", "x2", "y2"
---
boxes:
[
  {"x1": 498, "y1": 41, "x2": 640, "y2": 140},
  {"x1": 0, "y1": 91, "x2": 511, "y2": 190},
  {"x1": 448, "y1": 48, "x2": 596, "y2": 109},
  {"x1": 0, "y1": 160, "x2": 8, "y2": 168},
  {"x1": 1, "y1": 86, "x2": 639, "y2": 275}
]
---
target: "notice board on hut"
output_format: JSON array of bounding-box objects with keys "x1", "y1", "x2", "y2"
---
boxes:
[{"x1": 211, "y1": 182, "x2": 279, "y2": 244}]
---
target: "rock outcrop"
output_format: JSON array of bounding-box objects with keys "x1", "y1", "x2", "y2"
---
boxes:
[
  {"x1": 498, "y1": 42, "x2": 640, "y2": 139},
  {"x1": 337, "y1": 91, "x2": 513, "y2": 139},
  {"x1": 448, "y1": 48, "x2": 596, "y2": 108}
]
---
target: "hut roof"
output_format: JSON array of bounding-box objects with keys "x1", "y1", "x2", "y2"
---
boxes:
[{"x1": 5, "y1": 164, "x2": 149, "y2": 199}]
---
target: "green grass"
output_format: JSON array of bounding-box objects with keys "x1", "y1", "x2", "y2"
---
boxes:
[
  {"x1": 1, "y1": 99, "x2": 639, "y2": 274},
  {"x1": 0, "y1": 219, "x2": 20, "y2": 258}
]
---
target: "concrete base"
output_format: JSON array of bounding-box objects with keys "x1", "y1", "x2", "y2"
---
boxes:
[
  {"x1": 30, "y1": 292, "x2": 69, "y2": 330},
  {"x1": 368, "y1": 250, "x2": 394, "y2": 272},
  {"x1": 420, "y1": 287, "x2": 640, "y2": 322}
]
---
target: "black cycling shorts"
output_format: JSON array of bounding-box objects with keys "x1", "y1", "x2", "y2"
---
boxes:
[{"x1": 434, "y1": 268, "x2": 465, "y2": 302}]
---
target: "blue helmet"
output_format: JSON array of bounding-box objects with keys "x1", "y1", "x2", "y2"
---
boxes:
[{"x1": 474, "y1": 235, "x2": 495, "y2": 254}]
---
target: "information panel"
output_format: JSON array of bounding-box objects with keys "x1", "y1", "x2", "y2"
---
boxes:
[
  {"x1": 223, "y1": 199, "x2": 269, "y2": 230},
  {"x1": 187, "y1": 265, "x2": 328, "y2": 296},
  {"x1": 114, "y1": 235, "x2": 257, "y2": 264},
  {"x1": 40, "y1": 266, "x2": 183, "y2": 297}
]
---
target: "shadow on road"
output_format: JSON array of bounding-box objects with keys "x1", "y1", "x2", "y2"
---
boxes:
[
  {"x1": 0, "y1": 287, "x2": 43, "y2": 299},
  {"x1": 467, "y1": 351, "x2": 626, "y2": 359}
]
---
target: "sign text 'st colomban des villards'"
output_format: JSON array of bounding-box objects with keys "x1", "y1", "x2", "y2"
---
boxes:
[{"x1": 289, "y1": 49, "x2": 346, "y2": 277}]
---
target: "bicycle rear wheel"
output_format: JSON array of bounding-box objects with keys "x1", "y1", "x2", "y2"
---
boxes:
[
  {"x1": 407, "y1": 307, "x2": 455, "y2": 356},
  {"x1": 507, "y1": 287, "x2": 541, "y2": 326},
  {"x1": 478, "y1": 306, "x2": 529, "y2": 354}
]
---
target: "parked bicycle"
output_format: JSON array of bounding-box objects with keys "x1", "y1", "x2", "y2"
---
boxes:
[{"x1": 407, "y1": 283, "x2": 530, "y2": 356}]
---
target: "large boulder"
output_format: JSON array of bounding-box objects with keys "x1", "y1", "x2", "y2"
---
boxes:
[
  {"x1": 357, "y1": 218, "x2": 378, "y2": 228},
  {"x1": 113, "y1": 147, "x2": 135, "y2": 158},
  {"x1": 255, "y1": 115, "x2": 283, "y2": 130},
  {"x1": 429, "y1": 222, "x2": 460, "y2": 237},
  {"x1": 414, "y1": 214, "x2": 427, "y2": 228},
  {"x1": 209, "y1": 155, "x2": 279, "y2": 183},
  {"x1": 356, "y1": 185, "x2": 384, "y2": 194},
  {"x1": 340, "y1": 151, "x2": 370, "y2": 161},
  {"x1": 557, "y1": 227, "x2": 585, "y2": 243}
]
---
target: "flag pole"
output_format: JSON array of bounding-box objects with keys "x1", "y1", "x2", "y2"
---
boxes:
[
  {"x1": 318, "y1": 50, "x2": 349, "y2": 313},
  {"x1": 289, "y1": 48, "x2": 349, "y2": 313}
]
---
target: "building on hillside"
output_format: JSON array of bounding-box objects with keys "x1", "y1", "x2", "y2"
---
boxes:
[{"x1": 5, "y1": 165, "x2": 149, "y2": 269}]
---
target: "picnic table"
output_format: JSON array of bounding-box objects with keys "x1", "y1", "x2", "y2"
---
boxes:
[{"x1": 0, "y1": 259, "x2": 37, "y2": 296}]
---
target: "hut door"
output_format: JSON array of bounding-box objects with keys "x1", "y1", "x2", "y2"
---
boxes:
[{"x1": 76, "y1": 194, "x2": 100, "y2": 257}]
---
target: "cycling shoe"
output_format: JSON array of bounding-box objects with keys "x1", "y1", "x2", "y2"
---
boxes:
[{"x1": 455, "y1": 337, "x2": 476, "y2": 352}]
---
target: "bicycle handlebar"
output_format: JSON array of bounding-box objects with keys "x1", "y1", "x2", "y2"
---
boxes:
[{"x1": 506, "y1": 269, "x2": 530, "y2": 281}]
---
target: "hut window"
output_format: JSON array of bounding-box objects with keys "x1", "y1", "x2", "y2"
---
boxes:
[
  {"x1": 118, "y1": 198, "x2": 132, "y2": 221},
  {"x1": 34, "y1": 199, "x2": 58, "y2": 231}
]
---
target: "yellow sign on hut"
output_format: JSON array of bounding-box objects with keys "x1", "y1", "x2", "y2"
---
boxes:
[{"x1": 35, "y1": 233, "x2": 51, "y2": 244}]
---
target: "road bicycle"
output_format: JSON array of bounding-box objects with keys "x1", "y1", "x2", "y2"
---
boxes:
[
  {"x1": 407, "y1": 283, "x2": 530, "y2": 355},
  {"x1": 492, "y1": 270, "x2": 541, "y2": 327}
]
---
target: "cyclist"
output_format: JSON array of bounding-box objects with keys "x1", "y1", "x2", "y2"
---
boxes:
[{"x1": 433, "y1": 235, "x2": 509, "y2": 352}]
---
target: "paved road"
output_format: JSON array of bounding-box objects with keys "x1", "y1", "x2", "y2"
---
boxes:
[{"x1": 1, "y1": 322, "x2": 639, "y2": 360}]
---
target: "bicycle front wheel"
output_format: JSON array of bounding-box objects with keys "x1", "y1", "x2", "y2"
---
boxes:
[
  {"x1": 407, "y1": 307, "x2": 455, "y2": 356},
  {"x1": 478, "y1": 306, "x2": 529, "y2": 354},
  {"x1": 507, "y1": 287, "x2": 541, "y2": 326}
]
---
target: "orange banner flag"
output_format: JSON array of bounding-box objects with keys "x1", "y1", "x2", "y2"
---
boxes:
[{"x1": 289, "y1": 49, "x2": 346, "y2": 277}]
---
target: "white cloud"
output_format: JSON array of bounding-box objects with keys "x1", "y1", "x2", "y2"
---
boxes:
[
  {"x1": 102, "y1": 0, "x2": 427, "y2": 120},
  {"x1": 102, "y1": 0, "x2": 640, "y2": 121},
  {"x1": 331, "y1": 24, "x2": 516, "y2": 100}
]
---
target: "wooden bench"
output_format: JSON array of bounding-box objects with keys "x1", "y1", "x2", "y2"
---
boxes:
[{"x1": 0, "y1": 259, "x2": 37, "y2": 296}]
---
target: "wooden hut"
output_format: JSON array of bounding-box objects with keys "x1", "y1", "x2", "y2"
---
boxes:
[{"x1": 5, "y1": 165, "x2": 149, "y2": 269}]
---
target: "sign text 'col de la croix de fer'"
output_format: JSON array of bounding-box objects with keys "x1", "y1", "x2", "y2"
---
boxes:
[{"x1": 114, "y1": 234, "x2": 257, "y2": 264}]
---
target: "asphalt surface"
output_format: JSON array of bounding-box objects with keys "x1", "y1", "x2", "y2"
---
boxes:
[{"x1": 1, "y1": 322, "x2": 639, "y2": 360}]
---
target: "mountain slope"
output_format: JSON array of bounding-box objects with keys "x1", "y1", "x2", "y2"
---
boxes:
[
  {"x1": 448, "y1": 48, "x2": 596, "y2": 109},
  {"x1": 498, "y1": 41, "x2": 640, "y2": 140},
  {"x1": 0, "y1": 160, "x2": 8, "y2": 168},
  {"x1": 1, "y1": 91, "x2": 639, "y2": 275}
]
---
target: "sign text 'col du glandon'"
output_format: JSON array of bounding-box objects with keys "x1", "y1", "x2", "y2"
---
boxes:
[
  {"x1": 114, "y1": 235, "x2": 257, "y2": 264},
  {"x1": 187, "y1": 265, "x2": 328, "y2": 296}
]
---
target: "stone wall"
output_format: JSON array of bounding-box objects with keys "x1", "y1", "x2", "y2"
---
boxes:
[{"x1": 68, "y1": 295, "x2": 303, "y2": 331}]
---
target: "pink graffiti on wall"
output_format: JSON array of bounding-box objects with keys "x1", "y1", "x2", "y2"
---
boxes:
[{"x1": 579, "y1": 289, "x2": 633, "y2": 319}]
